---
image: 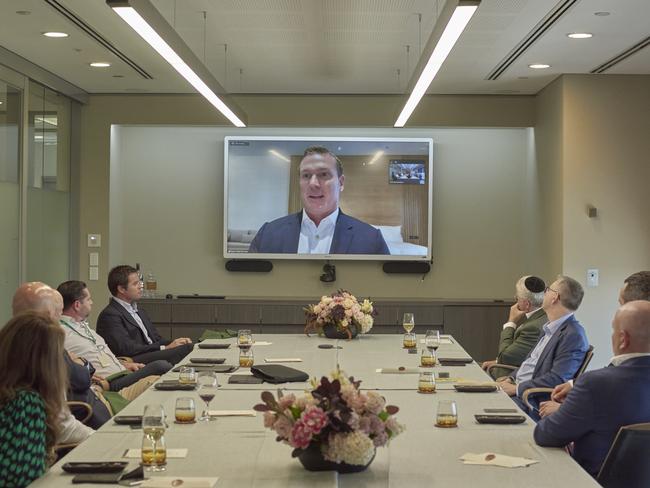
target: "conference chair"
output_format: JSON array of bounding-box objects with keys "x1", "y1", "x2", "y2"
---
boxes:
[
  {"x1": 520, "y1": 345, "x2": 594, "y2": 410},
  {"x1": 596, "y1": 423, "x2": 650, "y2": 488},
  {"x1": 54, "y1": 400, "x2": 93, "y2": 460}
]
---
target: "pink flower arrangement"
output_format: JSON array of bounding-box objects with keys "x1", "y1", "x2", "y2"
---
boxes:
[
  {"x1": 304, "y1": 290, "x2": 376, "y2": 338},
  {"x1": 254, "y1": 372, "x2": 403, "y2": 467}
]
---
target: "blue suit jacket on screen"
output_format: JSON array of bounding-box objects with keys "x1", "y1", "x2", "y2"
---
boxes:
[
  {"x1": 248, "y1": 211, "x2": 390, "y2": 255},
  {"x1": 513, "y1": 314, "x2": 589, "y2": 394},
  {"x1": 534, "y1": 355, "x2": 650, "y2": 476}
]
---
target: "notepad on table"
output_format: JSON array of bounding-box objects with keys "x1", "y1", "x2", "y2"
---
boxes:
[{"x1": 376, "y1": 367, "x2": 420, "y2": 374}]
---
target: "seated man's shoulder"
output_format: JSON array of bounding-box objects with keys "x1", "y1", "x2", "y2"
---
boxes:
[{"x1": 338, "y1": 213, "x2": 380, "y2": 234}]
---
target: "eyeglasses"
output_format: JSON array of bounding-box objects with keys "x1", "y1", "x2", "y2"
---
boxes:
[{"x1": 545, "y1": 286, "x2": 560, "y2": 298}]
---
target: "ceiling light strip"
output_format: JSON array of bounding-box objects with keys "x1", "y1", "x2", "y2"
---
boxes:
[
  {"x1": 395, "y1": 1, "x2": 479, "y2": 128},
  {"x1": 108, "y1": 0, "x2": 246, "y2": 127},
  {"x1": 44, "y1": 0, "x2": 152, "y2": 79},
  {"x1": 485, "y1": 0, "x2": 579, "y2": 81},
  {"x1": 590, "y1": 36, "x2": 650, "y2": 74}
]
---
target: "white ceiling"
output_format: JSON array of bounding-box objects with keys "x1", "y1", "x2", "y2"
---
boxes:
[{"x1": 0, "y1": 0, "x2": 648, "y2": 96}]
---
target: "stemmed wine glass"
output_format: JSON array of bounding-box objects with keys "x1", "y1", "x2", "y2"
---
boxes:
[
  {"x1": 141, "y1": 404, "x2": 167, "y2": 471},
  {"x1": 197, "y1": 371, "x2": 218, "y2": 422},
  {"x1": 402, "y1": 313, "x2": 415, "y2": 333},
  {"x1": 425, "y1": 329, "x2": 441, "y2": 351}
]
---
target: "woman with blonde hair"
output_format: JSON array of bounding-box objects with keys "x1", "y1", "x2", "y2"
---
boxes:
[{"x1": 0, "y1": 312, "x2": 68, "y2": 487}]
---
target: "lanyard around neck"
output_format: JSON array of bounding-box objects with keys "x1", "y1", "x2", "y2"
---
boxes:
[{"x1": 61, "y1": 318, "x2": 97, "y2": 345}]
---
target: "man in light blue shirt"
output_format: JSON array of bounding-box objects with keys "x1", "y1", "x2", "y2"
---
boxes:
[{"x1": 498, "y1": 275, "x2": 589, "y2": 415}]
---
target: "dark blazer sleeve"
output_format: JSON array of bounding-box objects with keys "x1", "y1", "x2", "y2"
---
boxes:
[
  {"x1": 497, "y1": 316, "x2": 544, "y2": 366},
  {"x1": 518, "y1": 321, "x2": 588, "y2": 393},
  {"x1": 96, "y1": 303, "x2": 164, "y2": 357},
  {"x1": 64, "y1": 352, "x2": 92, "y2": 394},
  {"x1": 534, "y1": 373, "x2": 596, "y2": 447},
  {"x1": 248, "y1": 222, "x2": 268, "y2": 253},
  {"x1": 138, "y1": 308, "x2": 167, "y2": 345}
]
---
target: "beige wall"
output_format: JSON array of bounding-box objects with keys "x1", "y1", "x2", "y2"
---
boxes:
[
  {"x1": 561, "y1": 75, "x2": 650, "y2": 368},
  {"x1": 78, "y1": 93, "x2": 536, "y2": 324}
]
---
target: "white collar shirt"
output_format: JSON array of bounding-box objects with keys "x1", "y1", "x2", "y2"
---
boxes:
[
  {"x1": 609, "y1": 352, "x2": 650, "y2": 367},
  {"x1": 298, "y1": 208, "x2": 339, "y2": 254}
]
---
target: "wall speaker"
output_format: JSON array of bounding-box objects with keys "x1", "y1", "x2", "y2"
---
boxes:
[
  {"x1": 225, "y1": 260, "x2": 273, "y2": 272},
  {"x1": 383, "y1": 261, "x2": 431, "y2": 274}
]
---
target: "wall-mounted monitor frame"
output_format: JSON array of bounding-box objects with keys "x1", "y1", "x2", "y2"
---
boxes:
[{"x1": 223, "y1": 136, "x2": 433, "y2": 261}]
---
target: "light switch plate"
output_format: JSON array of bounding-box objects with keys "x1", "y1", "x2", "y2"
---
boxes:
[
  {"x1": 89, "y1": 252, "x2": 99, "y2": 266},
  {"x1": 89, "y1": 266, "x2": 99, "y2": 281},
  {"x1": 88, "y1": 234, "x2": 101, "y2": 248}
]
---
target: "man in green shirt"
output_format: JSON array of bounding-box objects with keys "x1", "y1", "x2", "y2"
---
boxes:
[{"x1": 482, "y1": 276, "x2": 547, "y2": 379}]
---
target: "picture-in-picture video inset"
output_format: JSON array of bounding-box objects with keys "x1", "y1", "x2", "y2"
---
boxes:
[{"x1": 224, "y1": 137, "x2": 433, "y2": 261}]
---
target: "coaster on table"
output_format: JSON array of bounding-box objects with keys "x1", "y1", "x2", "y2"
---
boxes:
[
  {"x1": 141, "y1": 478, "x2": 219, "y2": 488},
  {"x1": 123, "y1": 449, "x2": 188, "y2": 459},
  {"x1": 207, "y1": 409, "x2": 256, "y2": 417},
  {"x1": 264, "y1": 358, "x2": 302, "y2": 363}
]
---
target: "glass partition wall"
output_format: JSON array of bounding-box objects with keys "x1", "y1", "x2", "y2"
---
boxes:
[{"x1": 0, "y1": 66, "x2": 74, "y2": 325}]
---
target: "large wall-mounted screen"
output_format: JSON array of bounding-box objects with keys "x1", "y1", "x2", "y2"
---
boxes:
[{"x1": 224, "y1": 136, "x2": 433, "y2": 261}]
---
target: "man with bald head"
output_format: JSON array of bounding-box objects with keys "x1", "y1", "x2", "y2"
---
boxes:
[
  {"x1": 12, "y1": 282, "x2": 109, "y2": 441},
  {"x1": 534, "y1": 300, "x2": 650, "y2": 477}
]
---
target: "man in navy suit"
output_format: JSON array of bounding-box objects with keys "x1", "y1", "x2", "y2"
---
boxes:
[
  {"x1": 539, "y1": 270, "x2": 650, "y2": 417},
  {"x1": 96, "y1": 265, "x2": 193, "y2": 365},
  {"x1": 498, "y1": 275, "x2": 589, "y2": 414},
  {"x1": 248, "y1": 145, "x2": 389, "y2": 255},
  {"x1": 534, "y1": 300, "x2": 650, "y2": 477}
]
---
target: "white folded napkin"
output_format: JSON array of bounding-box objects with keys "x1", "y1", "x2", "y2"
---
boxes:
[
  {"x1": 252, "y1": 341, "x2": 273, "y2": 346},
  {"x1": 420, "y1": 338, "x2": 453, "y2": 345},
  {"x1": 123, "y1": 448, "x2": 188, "y2": 458},
  {"x1": 141, "y1": 477, "x2": 218, "y2": 488},
  {"x1": 264, "y1": 358, "x2": 302, "y2": 363},
  {"x1": 376, "y1": 367, "x2": 420, "y2": 374},
  {"x1": 459, "y1": 452, "x2": 538, "y2": 468},
  {"x1": 207, "y1": 410, "x2": 256, "y2": 417}
]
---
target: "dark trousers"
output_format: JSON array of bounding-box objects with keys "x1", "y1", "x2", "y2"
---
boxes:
[
  {"x1": 109, "y1": 360, "x2": 173, "y2": 391},
  {"x1": 132, "y1": 343, "x2": 193, "y2": 366}
]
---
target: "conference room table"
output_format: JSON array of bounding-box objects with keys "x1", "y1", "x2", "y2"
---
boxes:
[{"x1": 30, "y1": 333, "x2": 600, "y2": 487}]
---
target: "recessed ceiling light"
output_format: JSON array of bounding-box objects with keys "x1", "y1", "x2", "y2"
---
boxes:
[
  {"x1": 89, "y1": 62, "x2": 111, "y2": 68},
  {"x1": 43, "y1": 32, "x2": 69, "y2": 38},
  {"x1": 567, "y1": 33, "x2": 593, "y2": 39},
  {"x1": 529, "y1": 63, "x2": 551, "y2": 69},
  {"x1": 594, "y1": 11, "x2": 610, "y2": 16}
]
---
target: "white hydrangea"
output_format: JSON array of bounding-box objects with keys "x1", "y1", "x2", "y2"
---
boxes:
[{"x1": 323, "y1": 432, "x2": 375, "y2": 466}]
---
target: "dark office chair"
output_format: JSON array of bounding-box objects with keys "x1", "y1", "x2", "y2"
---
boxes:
[
  {"x1": 596, "y1": 423, "x2": 650, "y2": 488},
  {"x1": 521, "y1": 345, "x2": 594, "y2": 410}
]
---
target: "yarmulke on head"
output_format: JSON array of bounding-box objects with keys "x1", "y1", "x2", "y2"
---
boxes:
[{"x1": 524, "y1": 276, "x2": 545, "y2": 293}]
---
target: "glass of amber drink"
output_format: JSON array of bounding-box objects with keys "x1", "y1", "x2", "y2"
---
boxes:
[
  {"x1": 436, "y1": 400, "x2": 458, "y2": 428},
  {"x1": 418, "y1": 371, "x2": 436, "y2": 394},
  {"x1": 175, "y1": 397, "x2": 196, "y2": 423}
]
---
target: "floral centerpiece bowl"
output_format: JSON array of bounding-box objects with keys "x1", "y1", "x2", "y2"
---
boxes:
[
  {"x1": 254, "y1": 371, "x2": 403, "y2": 473},
  {"x1": 304, "y1": 290, "x2": 376, "y2": 340}
]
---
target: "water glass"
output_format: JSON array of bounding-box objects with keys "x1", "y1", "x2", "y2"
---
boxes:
[
  {"x1": 436, "y1": 400, "x2": 458, "y2": 427},
  {"x1": 418, "y1": 371, "x2": 436, "y2": 394},
  {"x1": 174, "y1": 397, "x2": 196, "y2": 424},
  {"x1": 421, "y1": 348, "x2": 436, "y2": 367},
  {"x1": 239, "y1": 347, "x2": 254, "y2": 368},
  {"x1": 178, "y1": 366, "x2": 196, "y2": 384}
]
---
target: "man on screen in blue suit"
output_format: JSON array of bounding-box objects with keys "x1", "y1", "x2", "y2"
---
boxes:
[
  {"x1": 498, "y1": 275, "x2": 589, "y2": 416},
  {"x1": 248, "y1": 145, "x2": 390, "y2": 255},
  {"x1": 534, "y1": 300, "x2": 650, "y2": 477}
]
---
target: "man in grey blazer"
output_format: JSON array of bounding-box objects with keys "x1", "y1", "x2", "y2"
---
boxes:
[
  {"x1": 482, "y1": 275, "x2": 547, "y2": 379},
  {"x1": 498, "y1": 275, "x2": 589, "y2": 415},
  {"x1": 248, "y1": 145, "x2": 389, "y2": 255}
]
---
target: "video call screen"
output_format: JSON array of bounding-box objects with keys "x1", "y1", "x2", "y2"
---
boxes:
[{"x1": 224, "y1": 137, "x2": 432, "y2": 261}]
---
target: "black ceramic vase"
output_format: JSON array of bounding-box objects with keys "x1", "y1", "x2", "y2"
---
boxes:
[{"x1": 322, "y1": 323, "x2": 359, "y2": 340}]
